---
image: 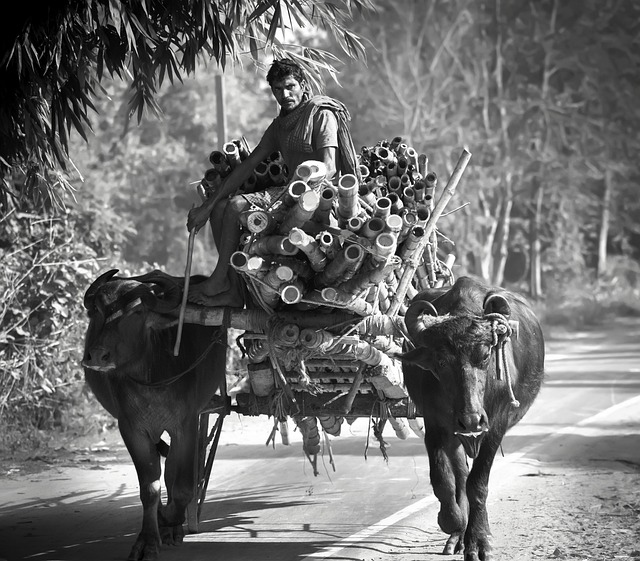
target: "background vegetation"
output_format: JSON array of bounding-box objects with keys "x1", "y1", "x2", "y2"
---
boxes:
[{"x1": 1, "y1": 0, "x2": 639, "y2": 453}]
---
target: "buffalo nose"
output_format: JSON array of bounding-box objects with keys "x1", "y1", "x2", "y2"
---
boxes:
[
  {"x1": 88, "y1": 346, "x2": 110, "y2": 365},
  {"x1": 458, "y1": 412, "x2": 488, "y2": 432}
]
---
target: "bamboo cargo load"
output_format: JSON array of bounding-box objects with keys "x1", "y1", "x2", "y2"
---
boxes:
[{"x1": 180, "y1": 136, "x2": 470, "y2": 447}]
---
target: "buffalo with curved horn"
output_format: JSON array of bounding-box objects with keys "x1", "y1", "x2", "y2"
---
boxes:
[
  {"x1": 402, "y1": 276, "x2": 545, "y2": 561},
  {"x1": 82, "y1": 270, "x2": 227, "y2": 561}
]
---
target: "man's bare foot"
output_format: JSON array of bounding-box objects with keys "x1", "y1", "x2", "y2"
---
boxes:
[
  {"x1": 187, "y1": 276, "x2": 230, "y2": 304},
  {"x1": 190, "y1": 287, "x2": 244, "y2": 307},
  {"x1": 187, "y1": 275, "x2": 244, "y2": 307}
]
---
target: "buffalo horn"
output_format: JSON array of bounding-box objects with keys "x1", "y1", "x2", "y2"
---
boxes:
[
  {"x1": 404, "y1": 299, "x2": 439, "y2": 342},
  {"x1": 483, "y1": 293, "x2": 511, "y2": 317},
  {"x1": 109, "y1": 283, "x2": 167, "y2": 317},
  {"x1": 129, "y1": 271, "x2": 183, "y2": 313},
  {"x1": 83, "y1": 269, "x2": 119, "y2": 310}
]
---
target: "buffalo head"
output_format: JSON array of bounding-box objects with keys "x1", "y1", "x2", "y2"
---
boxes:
[
  {"x1": 402, "y1": 285, "x2": 512, "y2": 458},
  {"x1": 82, "y1": 271, "x2": 181, "y2": 373}
]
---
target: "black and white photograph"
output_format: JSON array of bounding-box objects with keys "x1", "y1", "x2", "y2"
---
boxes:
[{"x1": 1, "y1": 1, "x2": 639, "y2": 560}]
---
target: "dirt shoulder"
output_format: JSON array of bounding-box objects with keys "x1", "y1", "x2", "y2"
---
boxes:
[{"x1": 492, "y1": 459, "x2": 640, "y2": 560}]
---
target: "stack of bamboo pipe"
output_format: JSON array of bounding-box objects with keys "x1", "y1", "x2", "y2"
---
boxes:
[
  {"x1": 199, "y1": 137, "x2": 457, "y2": 449},
  {"x1": 209, "y1": 136, "x2": 447, "y2": 317}
]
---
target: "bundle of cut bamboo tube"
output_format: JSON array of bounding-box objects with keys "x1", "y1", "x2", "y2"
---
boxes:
[
  {"x1": 197, "y1": 137, "x2": 461, "y2": 448},
  {"x1": 200, "y1": 136, "x2": 452, "y2": 317}
]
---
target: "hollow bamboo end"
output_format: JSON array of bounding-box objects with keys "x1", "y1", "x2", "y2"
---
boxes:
[
  {"x1": 275, "y1": 266, "x2": 294, "y2": 282},
  {"x1": 388, "y1": 176, "x2": 401, "y2": 190},
  {"x1": 348, "y1": 216, "x2": 364, "y2": 232},
  {"x1": 376, "y1": 232, "x2": 396, "y2": 250},
  {"x1": 295, "y1": 164, "x2": 313, "y2": 181},
  {"x1": 385, "y1": 214, "x2": 403, "y2": 232},
  {"x1": 289, "y1": 180, "x2": 308, "y2": 197},
  {"x1": 288, "y1": 228, "x2": 306, "y2": 246},
  {"x1": 209, "y1": 150, "x2": 225, "y2": 165},
  {"x1": 338, "y1": 173, "x2": 359, "y2": 190},
  {"x1": 345, "y1": 243, "x2": 364, "y2": 261},
  {"x1": 230, "y1": 251, "x2": 249, "y2": 271},
  {"x1": 417, "y1": 207, "x2": 430, "y2": 221},
  {"x1": 246, "y1": 211, "x2": 271, "y2": 233},
  {"x1": 223, "y1": 142, "x2": 239, "y2": 156},
  {"x1": 281, "y1": 284, "x2": 303, "y2": 305},
  {"x1": 321, "y1": 287, "x2": 338, "y2": 302}
]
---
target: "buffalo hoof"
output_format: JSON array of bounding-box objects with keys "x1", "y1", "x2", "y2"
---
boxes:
[
  {"x1": 160, "y1": 523, "x2": 185, "y2": 545},
  {"x1": 127, "y1": 535, "x2": 160, "y2": 561},
  {"x1": 443, "y1": 532, "x2": 464, "y2": 555},
  {"x1": 464, "y1": 535, "x2": 493, "y2": 561},
  {"x1": 464, "y1": 552, "x2": 493, "y2": 561}
]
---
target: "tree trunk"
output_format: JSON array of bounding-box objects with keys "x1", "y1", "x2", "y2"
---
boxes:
[
  {"x1": 215, "y1": 74, "x2": 227, "y2": 146},
  {"x1": 478, "y1": 190, "x2": 499, "y2": 283},
  {"x1": 597, "y1": 169, "x2": 612, "y2": 278},
  {"x1": 529, "y1": 181, "x2": 543, "y2": 298},
  {"x1": 492, "y1": 176, "x2": 513, "y2": 286}
]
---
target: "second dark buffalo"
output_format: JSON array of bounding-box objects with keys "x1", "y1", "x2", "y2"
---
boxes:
[
  {"x1": 82, "y1": 270, "x2": 227, "y2": 561},
  {"x1": 402, "y1": 276, "x2": 545, "y2": 561}
]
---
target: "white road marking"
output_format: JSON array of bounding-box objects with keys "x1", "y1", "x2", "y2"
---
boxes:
[
  {"x1": 301, "y1": 494, "x2": 438, "y2": 559},
  {"x1": 301, "y1": 394, "x2": 640, "y2": 560},
  {"x1": 544, "y1": 379, "x2": 640, "y2": 386},
  {"x1": 570, "y1": 393, "x2": 640, "y2": 426}
]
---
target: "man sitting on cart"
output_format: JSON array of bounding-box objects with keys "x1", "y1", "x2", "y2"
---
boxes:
[{"x1": 186, "y1": 58, "x2": 358, "y2": 307}]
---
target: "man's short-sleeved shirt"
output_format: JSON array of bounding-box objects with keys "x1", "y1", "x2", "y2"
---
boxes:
[{"x1": 258, "y1": 108, "x2": 339, "y2": 177}]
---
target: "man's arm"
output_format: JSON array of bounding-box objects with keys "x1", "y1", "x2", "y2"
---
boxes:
[
  {"x1": 313, "y1": 109, "x2": 340, "y2": 182},
  {"x1": 187, "y1": 143, "x2": 271, "y2": 233},
  {"x1": 318, "y1": 146, "x2": 337, "y2": 182}
]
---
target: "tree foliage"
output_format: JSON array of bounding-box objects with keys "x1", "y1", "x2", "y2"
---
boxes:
[
  {"x1": 0, "y1": 0, "x2": 373, "y2": 211},
  {"x1": 326, "y1": 0, "x2": 640, "y2": 287},
  {"x1": 65, "y1": 64, "x2": 276, "y2": 275},
  {"x1": 0, "y1": 0, "x2": 373, "y2": 449}
]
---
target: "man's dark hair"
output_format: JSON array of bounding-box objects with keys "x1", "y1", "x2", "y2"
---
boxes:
[{"x1": 266, "y1": 58, "x2": 307, "y2": 86}]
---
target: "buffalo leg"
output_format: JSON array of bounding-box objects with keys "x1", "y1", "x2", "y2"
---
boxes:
[
  {"x1": 119, "y1": 424, "x2": 163, "y2": 561},
  {"x1": 160, "y1": 416, "x2": 199, "y2": 545},
  {"x1": 424, "y1": 420, "x2": 469, "y2": 554},
  {"x1": 463, "y1": 429, "x2": 504, "y2": 561}
]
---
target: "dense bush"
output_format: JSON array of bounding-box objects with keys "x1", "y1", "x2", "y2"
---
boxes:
[
  {"x1": 0, "y1": 204, "x2": 104, "y2": 451},
  {"x1": 0, "y1": 198, "x2": 246, "y2": 453}
]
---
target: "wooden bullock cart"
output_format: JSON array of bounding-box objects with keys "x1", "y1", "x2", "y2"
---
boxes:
[{"x1": 173, "y1": 140, "x2": 471, "y2": 530}]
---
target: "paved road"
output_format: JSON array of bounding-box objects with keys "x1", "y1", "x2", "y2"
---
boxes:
[{"x1": 1, "y1": 318, "x2": 639, "y2": 561}]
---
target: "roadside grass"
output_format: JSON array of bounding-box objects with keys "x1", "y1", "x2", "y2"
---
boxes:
[{"x1": 536, "y1": 281, "x2": 640, "y2": 330}]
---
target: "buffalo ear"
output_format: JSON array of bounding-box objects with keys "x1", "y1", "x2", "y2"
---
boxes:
[
  {"x1": 400, "y1": 347, "x2": 431, "y2": 369},
  {"x1": 483, "y1": 292, "x2": 511, "y2": 317}
]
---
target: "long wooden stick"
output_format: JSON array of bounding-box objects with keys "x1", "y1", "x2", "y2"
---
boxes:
[
  {"x1": 174, "y1": 228, "x2": 196, "y2": 356},
  {"x1": 387, "y1": 148, "x2": 472, "y2": 317}
]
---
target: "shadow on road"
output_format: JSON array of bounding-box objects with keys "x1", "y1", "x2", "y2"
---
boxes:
[{"x1": 1, "y1": 477, "x2": 442, "y2": 561}]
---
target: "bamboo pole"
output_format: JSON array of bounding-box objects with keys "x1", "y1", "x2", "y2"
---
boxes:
[
  {"x1": 173, "y1": 229, "x2": 196, "y2": 356},
  {"x1": 161, "y1": 305, "x2": 402, "y2": 337},
  {"x1": 387, "y1": 148, "x2": 472, "y2": 317}
]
